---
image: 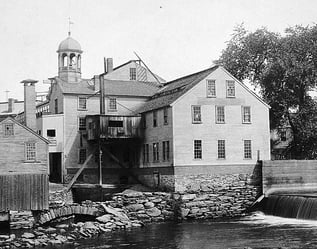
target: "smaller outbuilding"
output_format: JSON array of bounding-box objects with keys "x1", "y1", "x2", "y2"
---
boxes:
[{"x1": 0, "y1": 116, "x2": 49, "y2": 216}]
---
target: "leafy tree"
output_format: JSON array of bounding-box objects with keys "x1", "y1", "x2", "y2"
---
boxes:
[{"x1": 216, "y1": 24, "x2": 317, "y2": 159}]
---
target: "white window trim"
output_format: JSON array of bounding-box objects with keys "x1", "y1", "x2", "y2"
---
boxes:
[
  {"x1": 243, "y1": 140, "x2": 252, "y2": 159},
  {"x1": 192, "y1": 105, "x2": 202, "y2": 124},
  {"x1": 206, "y1": 79, "x2": 216, "y2": 98},
  {"x1": 78, "y1": 116, "x2": 86, "y2": 131},
  {"x1": 226, "y1": 80, "x2": 236, "y2": 98},
  {"x1": 25, "y1": 142, "x2": 36, "y2": 162},
  {"x1": 193, "y1": 140, "x2": 202, "y2": 160},
  {"x1": 3, "y1": 123, "x2": 14, "y2": 136},
  {"x1": 242, "y1": 106, "x2": 251, "y2": 124},
  {"x1": 78, "y1": 97, "x2": 87, "y2": 110},
  {"x1": 215, "y1": 106, "x2": 225, "y2": 124},
  {"x1": 108, "y1": 98, "x2": 117, "y2": 112}
]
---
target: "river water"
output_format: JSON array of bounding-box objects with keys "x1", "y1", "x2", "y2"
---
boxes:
[{"x1": 59, "y1": 212, "x2": 317, "y2": 249}]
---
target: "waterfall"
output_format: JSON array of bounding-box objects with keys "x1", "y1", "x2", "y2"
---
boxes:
[{"x1": 261, "y1": 195, "x2": 317, "y2": 220}]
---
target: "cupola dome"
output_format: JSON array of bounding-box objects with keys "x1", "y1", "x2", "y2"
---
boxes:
[{"x1": 57, "y1": 36, "x2": 82, "y2": 53}]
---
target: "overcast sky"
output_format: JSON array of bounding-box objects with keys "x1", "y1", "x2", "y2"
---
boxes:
[{"x1": 0, "y1": 0, "x2": 316, "y2": 102}]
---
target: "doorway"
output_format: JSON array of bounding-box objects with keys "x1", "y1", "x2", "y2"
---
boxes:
[{"x1": 49, "y1": 152, "x2": 62, "y2": 183}]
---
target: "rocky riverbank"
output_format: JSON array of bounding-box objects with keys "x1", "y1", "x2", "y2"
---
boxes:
[{"x1": 0, "y1": 174, "x2": 259, "y2": 248}]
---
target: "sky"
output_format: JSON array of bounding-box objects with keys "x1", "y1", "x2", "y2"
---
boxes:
[{"x1": 0, "y1": 0, "x2": 316, "y2": 102}]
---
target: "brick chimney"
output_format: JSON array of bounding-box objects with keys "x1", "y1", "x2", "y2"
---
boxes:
[
  {"x1": 107, "y1": 58, "x2": 113, "y2": 73},
  {"x1": 21, "y1": 79, "x2": 38, "y2": 131},
  {"x1": 8, "y1": 98, "x2": 15, "y2": 113}
]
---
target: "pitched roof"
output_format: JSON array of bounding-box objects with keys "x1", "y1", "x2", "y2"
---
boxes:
[
  {"x1": 0, "y1": 117, "x2": 50, "y2": 144},
  {"x1": 56, "y1": 78, "x2": 95, "y2": 95},
  {"x1": 137, "y1": 66, "x2": 219, "y2": 113},
  {"x1": 104, "y1": 80, "x2": 160, "y2": 97},
  {"x1": 56, "y1": 78, "x2": 160, "y2": 97}
]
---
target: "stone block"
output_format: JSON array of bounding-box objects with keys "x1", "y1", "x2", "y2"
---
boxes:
[{"x1": 146, "y1": 207, "x2": 161, "y2": 217}]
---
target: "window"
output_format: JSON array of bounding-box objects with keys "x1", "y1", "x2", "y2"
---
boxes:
[
  {"x1": 163, "y1": 107, "x2": 168, "y2": 125},
  {"x1": 218, "y1": 140, "x2": 226, "y2": 159},
  {"x1": 153, "y1": 143, "x2": 159, "y2": 162},
  {"x1": 78, "y1": 97, "x2": 87, "y2": 110},
  {"x1": 206, "y1": 80, "x2": 216, "y2": 97},
  {"x1": 244, "y1": 140, "x2": 252, "y2": 159},
  {"x1": 194, "y1": 140, "x2": 202, "y2": 159},
  {"x1": 226, "y1": 80, "x2": 235, "y2": 97},
  {"x1": 130, "y1": 68, "x2": 136, "y2": 80},
  {"x1": 54, "y1": 98, "x2": 58, "y2": 114},
  {"x1": 242, "y1": 106, "x2": 251, "y2": 123},
  {"x1": 163, "y1": 141, "x2": 170, "y2": 161},
  {"x1": 47, "y1": 129, "x2": 56, "y2": 137},
  {"x1": 192, "y1": 105, "x2": 202, "y2": 123},
  {"x1": 79, "y1": 148, "x2": 87, "y2": 164},
  {"x1": 78, "y1": 117, "x2": 86, "y2": 131},
  {"x1": 108, "y1": 98, "x2": 117, "y2": 111},
  {"x1": 216, "y1": 106, "x2": 225, "y2": 123},
  {"x1": 4, "y1": 123, "x2": 14, "y2": 136},
  {"x1": 143, "y1": 144, "x2": 149, "y2": 163},
  {"x1": 153, "y1": 110, "x2": 158, "y2": 127},
  {"x1": 25, "y1": 142, "x2": 36, "y2": 161}
]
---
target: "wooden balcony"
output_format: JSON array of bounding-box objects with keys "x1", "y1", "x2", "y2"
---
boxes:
[{"x1": 86, "y1": 115, "x2": 142, "y2": 140}]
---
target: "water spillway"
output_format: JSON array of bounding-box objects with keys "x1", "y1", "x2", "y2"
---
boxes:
[{"x1": 261, "y1": 194, "x2": 317, "y2": 220}]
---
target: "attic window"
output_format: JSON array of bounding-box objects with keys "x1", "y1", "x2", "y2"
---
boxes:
[
  {"x1": 130, "y1": 68, "x2": 136, "y2": 80},
  {"x1": 4, "y1": 123, "x2": 14, "y2": 136}
]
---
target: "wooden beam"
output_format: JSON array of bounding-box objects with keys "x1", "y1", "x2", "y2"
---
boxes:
[
  {"x1": 66, "y1": 154, "x2": 93, "y2": 192},
  {"x1": 102, "y1": 147, "x2": 149, "y2": 187}
]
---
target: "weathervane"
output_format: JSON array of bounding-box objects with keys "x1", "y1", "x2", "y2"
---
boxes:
[{"x1": 68, "y1": 17, "x2": 74, "y2": 36}]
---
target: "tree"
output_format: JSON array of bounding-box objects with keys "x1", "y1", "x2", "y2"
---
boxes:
[{"x1": 216, "y1": 24, "x2": 317, "y2": 159}]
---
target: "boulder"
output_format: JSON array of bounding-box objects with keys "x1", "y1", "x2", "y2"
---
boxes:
[
  {"x1": 101, "y1": 204, "x2": 130, "y2": 221},
  {"x1": 96, "y1": 214, "x2": 113, "y2": 223},
  {"x1": 144, "y1": 202, "x2": 155, "y2": 209},
  {"x1": 21, "y1": 233, "x2": 35, "y2": 239},
  {"x1": 146, "y1": 207, "x2": 161, "y2": 217},
  {"x1": 125, "y1": 204, "x2": 144, "y2": 212}
]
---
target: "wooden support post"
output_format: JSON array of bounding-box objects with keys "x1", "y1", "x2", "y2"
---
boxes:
[
  {"x1": 99, "y1": 145, "x2": 103, "y2": 186},
  {"x1": 66, "y1": 154, "x2": 93, "y2": 192}
]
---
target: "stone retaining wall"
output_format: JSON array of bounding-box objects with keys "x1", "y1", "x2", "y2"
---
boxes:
[{"x1": 102, "y1": 173, "x2": 260, "y2": 221}]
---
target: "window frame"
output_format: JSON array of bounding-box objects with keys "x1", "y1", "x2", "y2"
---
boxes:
[
  {"x1": 206, "y1": 79, "x2": 216, "y2": 97},
  {"x1": 25, "y1": 142, "x2": 36, "y2": 162},
  {"x1": 242, "y1": 106, "x2": 251, "y2": 124},
  {"x1": 162, "y1": 141, "x2": 170, "y2": 161},
  {"x1": 215, "y1": 106, "x2": 225, "y2": 124},
  {"x1": 78, "y1": 97, "x2": 87, "y2": 110},
  {"x1": 143, "y1": 144, "x2": 149, "y2": 164},
  {"x1": 108, "y1": 98, "x2": 117, "y2": 112},
  {"x1": 192, "y1": 105, "x2": 202, "y2": 124},
  {"x1": 217, "y1": 140, "x2": 226, "y2": 159},
  {"x1": 226, "y1": 80, "x2": 235, "y2": 98},
  {"x1": 78, "y1": 116, "x2": 86, "y2": 131},
  {"x1": 194, "y1": 140, "x2": 202, "y2": 159},
  {"x1": 244, "y1": 140, "x2": 252, "y2": 159},
  {"x1": 152, "y1": 142, "x2": 159, "y2": 162},
  {"x1": 3, "y1": 123, "x2": 14, "y2": 136},
  {"x1": 130, "y1": 67, "x2": 137, "y2": 80}
]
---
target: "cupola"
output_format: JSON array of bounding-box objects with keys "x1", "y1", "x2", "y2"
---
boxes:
[{"x1": 57, "y1": 34, "x2": 83, "y2": 83}]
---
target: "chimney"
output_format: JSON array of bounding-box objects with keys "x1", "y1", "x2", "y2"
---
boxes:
[
  {"x1": 21, "y1": 79, "x2": 38, "y2": 131},
  {"x1": 8, "y1": 98, "x2": 15, "y2": 113},
  {"x1": 107, "y1": 58, "x2": 113, "y2": 73}
]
